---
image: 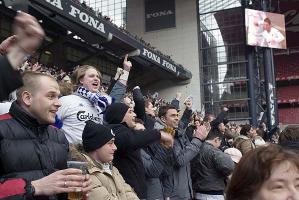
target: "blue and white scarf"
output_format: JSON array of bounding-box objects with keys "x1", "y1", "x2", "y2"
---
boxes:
[{"x1": 76, "y1": 86, "x2": 113, "y2": 115}]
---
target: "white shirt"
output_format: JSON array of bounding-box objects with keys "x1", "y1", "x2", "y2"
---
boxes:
[
  {"x1": 57, "y1": 94, "x2": 103, "y2": 144},
  {"x1": 262, "y1": 28, "x2": 285, "y2": 48}
]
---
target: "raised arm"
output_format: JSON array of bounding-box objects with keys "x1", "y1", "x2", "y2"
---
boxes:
[
  {"x1": 132, "y1": 86, "x2": 146, "y2": 121},
  {"x1": 0, "y1": 12, "x2": 44, "y2": 101},
  {"x1": 109, "y1": 54, "x2": 132, "y2": 103},
  {"x1": 113, "y1": 125, "x2": 173, "y2": 152},
  {"x1": 173, "y1": 125, "x2": 208, "y2": 167},
  {"x1": 178, "y1": 98, "x2": 193, "y2": 131}
]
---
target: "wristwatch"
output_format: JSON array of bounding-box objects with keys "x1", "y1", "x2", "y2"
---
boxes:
[{"x1": 26, "y1": 182, "x2": 36, "y2": 199}]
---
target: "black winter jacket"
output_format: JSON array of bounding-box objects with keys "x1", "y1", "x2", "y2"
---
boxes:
[
  {"x1": 109, "y1": 123, "x2": 161, "y2": 199},
  {"x1": 132, "y1": 87, "x2": 156, "y2": 130},
  {"x1": 0, "y1": 102, "x2": 69, "y2": 200}
]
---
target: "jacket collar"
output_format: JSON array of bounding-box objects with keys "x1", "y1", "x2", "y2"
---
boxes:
[
  {"x1": 154, "y1": 118, "x2": 165, "y2": 130},
  {"x1": 9, "y1": 101, "x2": 48, "y2": 128},
  {"x1": 83, "y1": 154, "x2": 113, "y2": 174}
]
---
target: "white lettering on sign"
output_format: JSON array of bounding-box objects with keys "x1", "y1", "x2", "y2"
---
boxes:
[
  {"x1": 44, "y1": 0, "x2": 105, "y2": 34},
  {"x1": 142, "y1": 48, "x2": 177, "y2": 73},
  {"x1": 142, "y1": 48, "x2": 161, "y2": 64},
  {"x1": 162, "y1": 60, "x2": 177, "y2": 73},
  {"x1": 268, "y1": 83, "x2": 276, "y2": 126},
  {"x1": 45, "y1": 0, "x2": 63, "y2": 10},
  {"x1": 69, "y1": 5, "x2": 105, "y2": 33},
  {"x1": 146, "y1": 10, "x2": 174, "y2": 19}
]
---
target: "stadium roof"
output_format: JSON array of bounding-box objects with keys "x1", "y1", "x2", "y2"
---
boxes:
[{"x1": 1, "y1": 0, "x2": 192, "y2": 81}]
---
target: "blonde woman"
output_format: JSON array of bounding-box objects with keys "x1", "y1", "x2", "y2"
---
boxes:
[{"x1": 57, "y1": 56, "x2": 132, "y2": 144}]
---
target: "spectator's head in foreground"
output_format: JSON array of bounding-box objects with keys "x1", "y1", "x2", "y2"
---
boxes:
[{"x1": 226, "y1": 144, "x2": 299, "y2": 200}]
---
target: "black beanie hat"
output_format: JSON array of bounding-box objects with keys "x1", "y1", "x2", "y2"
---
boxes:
[
  {"x1": 82, "y1": 120, "x2": 115, "y2": 153},
  {"x1": 104, "y1": 103, "x2": 129, "y2": 124}
]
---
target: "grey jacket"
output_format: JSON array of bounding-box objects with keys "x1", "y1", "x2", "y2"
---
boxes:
[
  {"x1": 109, "y1": 81, "x2": 127, "y2": 103},
  {"x1": 137, "y1": 118, "x2": 175, "y2": 200},
  {"x1": 191, "y1": 142, "x2": 234, "y2": 193},
  {"x1": 160, "y1": 109, "x2": 203, "y2": 200},
  {"x1": 141, "y1": 144, "x2": 174, "y2": 200}
]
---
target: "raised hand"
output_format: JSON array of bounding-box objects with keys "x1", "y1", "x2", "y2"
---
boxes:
[
  {"x1": 203, "y1": 121, "x2": 211, "y2": 133},
  {"x1": 193, "y1": 125, "x2": 208, "y2": 141},
  {"x1": 6, "y1": 12, "x2": 45, "y2": 69},
  {"x1": 184, "y1": 98, "x2": 192, "y2": 110},
  {"x1": 160, "y1": 130, "x2": 174, "y2": 148},
  {"x1": 123, "y1": 54, "x2": 132, "y2": 72},
  {"x1": 13, "y1": 11, "x2": 45, "y2": 54},
  {"x1": 114, "y1": 67, "x2": 124, "y2": 80},
  {"x1": 175, "y1": 92, "x2": 182, "y2": 100},
  {"x1": 32, "y1": 62, "x2": 42, "y2": 72},
  {"x1": 0, "y1": 35, "x2": 16, "y2": 55}
]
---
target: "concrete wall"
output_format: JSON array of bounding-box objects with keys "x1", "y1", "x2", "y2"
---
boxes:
[{"x1": 127, "y1": 0, "x2": 202, "y2": 110}]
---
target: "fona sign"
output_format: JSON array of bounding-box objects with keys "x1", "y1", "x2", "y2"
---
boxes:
[
  {"x1": 69, "y1": 6, "x2": 105, "y2": 33},
  {"x1": 142, "y1": 48, "x2": 176, "y2": 73},
  {"x1": 45, "y1": 0, "x2": 105, "y2": 34},
  {"x1": 146, "y1": 10, "x2": 174, "y2": 19}
]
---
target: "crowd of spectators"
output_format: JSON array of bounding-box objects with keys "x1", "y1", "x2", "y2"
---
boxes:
[{"x1": 0, "y1": 11, "x2": 298, "y2": 200}]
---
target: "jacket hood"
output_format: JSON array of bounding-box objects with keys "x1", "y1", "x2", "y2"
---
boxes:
[{"x1": 154, "y1": 118, "x2": 165, "y2": 130}]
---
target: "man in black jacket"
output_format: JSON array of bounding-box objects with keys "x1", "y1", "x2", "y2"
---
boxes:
[
  {"x1": 0, "y1": 12, "x2": 91, "y2": 200},
  {"x1": 0, "y1": 72, "x2": 91, "y2": 200},
  {"x1": 132, "y1": 87, "x2": 174, "y2": 200},
  {"x1": 191, "y1": 130, "x2": 234, "y2": 199},
  {"x1": 104, "y1": 103, "x2": 173, "y2": 199}
]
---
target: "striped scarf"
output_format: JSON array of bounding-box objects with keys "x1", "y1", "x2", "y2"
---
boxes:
[{"x1": 76, "y1": 86, "x2": 112, "y2": 115}]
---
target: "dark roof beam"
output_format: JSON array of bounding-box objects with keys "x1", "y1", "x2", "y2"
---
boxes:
[{"x1": 73, "y1": 50, "x2": 105, "y2": 66}]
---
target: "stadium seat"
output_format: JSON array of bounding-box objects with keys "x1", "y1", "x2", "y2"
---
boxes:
[
  {"x1": 277, "y1": 86, "x2": 299, "y2": 103},
  {"x1": 275, "y1": 54, "x2": 299, "y2": 81},
  {"x1": 279, "y1": 107, "x2": 299, "y2": 124}
]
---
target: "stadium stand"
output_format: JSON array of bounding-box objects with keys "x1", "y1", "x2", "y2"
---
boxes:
[{"x1": 279, "y1": 107, "x2": 299, "y2": 124}]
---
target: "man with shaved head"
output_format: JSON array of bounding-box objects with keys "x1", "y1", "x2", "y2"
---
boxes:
[{"x1": 0, "y1": 71, "x2": 92, "y2": 199}]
